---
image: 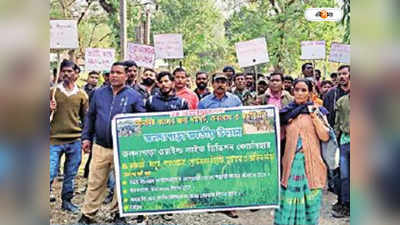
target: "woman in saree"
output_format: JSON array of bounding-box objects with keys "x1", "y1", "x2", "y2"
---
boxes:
[{"x1": 274, "y1": 79, "x2": 330, "y2": 225}]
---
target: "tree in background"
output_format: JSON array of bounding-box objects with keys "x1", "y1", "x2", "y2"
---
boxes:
[{"x1": 224, "y1": 0, "x2": 345, "y2": 75}]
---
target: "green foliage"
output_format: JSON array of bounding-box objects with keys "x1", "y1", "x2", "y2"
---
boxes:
[
  {"x1": 151, "y1": 0, "x2": 229, "y2": 75},
  {"x1": 50, "y1": 0, "x2": 348, "y2": 77},
  {"x1": 224, "y1": 0, "x2": 346, "y2": 75}
]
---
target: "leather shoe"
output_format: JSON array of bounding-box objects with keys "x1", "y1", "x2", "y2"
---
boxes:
[
  {"x1": 113, "y1": 213, "x2": 127, "y2": 224},
  {"x1": 221, "y1": 210, "x2": 239, "y2": 218},
  {"x1": 61, "y1": 200, "x2": 80, "y2": 213}
]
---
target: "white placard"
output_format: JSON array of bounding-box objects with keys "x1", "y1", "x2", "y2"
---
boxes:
[
  {"x1": 154, "y1": 34, "x2": 184, "y2": 59},
  {"x1": 127, "y1": 43, "x2": 156, "y2": 68},
  {"x1": 85, "y1": 48, "x2": 115, "y2": 72},
  {"x1": 300, "y1": 41, "x2": 326, "y2": 60},
  {"x1": 235, "y1": 37, "x2": 270, "y2": 68},
  {"x1": 50, "y1": 20, "x2": 79, "y2": 49},
  {"x1": 329, "y1": 43, "x2": 350, "y2": 64}
]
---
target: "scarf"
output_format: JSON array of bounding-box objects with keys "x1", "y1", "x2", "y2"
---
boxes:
[{"x1": 280, "y1": 101, "x2": 328, "y2": 125}]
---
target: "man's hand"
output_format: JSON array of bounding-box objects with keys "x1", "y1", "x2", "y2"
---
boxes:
[
  {"x1": 82, "y1": 140, "x2": 92, "y2": 153},
  {"x1": 50, "y1": 100, "x2": 57, "y2": 111}
]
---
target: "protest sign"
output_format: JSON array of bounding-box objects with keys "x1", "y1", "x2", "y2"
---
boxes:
[
  {"x1": 328, "y1": 43, "x2": 350, "y2": 64},
  {"x1": 50, "y1": 20, "x2": 78, "y2": 49},
  {"x1": 235, "y1": 37, "x2": 270, "y2": 67},
  {"x1": 154, "y1": 34, "x2": 184, "y2": 59},
  {"x1": 127, "y1": 43, "x2": 156, "y2": 68},
  {"x1": 300, "y1": 41, "x2": 326, "y2": 60},
  {"x1": 112, "y1": 106, "x2": 280, "y2": 217},
  {"x1": 85, "y1": 48, "x2": 115, "y2": 72}
]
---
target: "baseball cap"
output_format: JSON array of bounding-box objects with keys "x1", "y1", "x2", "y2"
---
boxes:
[{"x1": 213, "y1": 73, "x2": 228, "y2": 81}]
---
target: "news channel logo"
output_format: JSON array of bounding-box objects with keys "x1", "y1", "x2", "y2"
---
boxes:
[{"x1": 305, "y1": 8, "x2": 343, "y2": 22}]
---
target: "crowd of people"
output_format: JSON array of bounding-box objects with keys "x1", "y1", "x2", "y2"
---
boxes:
[{"x1": 49, "y1": 59, "x2": 350, "y2": 224}]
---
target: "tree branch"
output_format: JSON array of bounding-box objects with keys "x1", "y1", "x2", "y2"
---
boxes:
[
  {"x1": 99, "y1": 0, "x2": 116, "y2": 14},
  {"x1": 88, "y1": 23, "x2": 100, "y2": 47},
  {"x1": 98, "y1": 32, "x2": 112, "y2": 44},
  {"x1": 269, "y1": 0, "x2": 280, "y2": 14},
  {"x1": 77, "y1": 0, "x2": 94, "y2": 24}
]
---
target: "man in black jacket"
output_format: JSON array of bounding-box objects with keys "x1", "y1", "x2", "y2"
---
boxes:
[
  {"x1": 323, "y1": 65, "x2": 351, "y2": 128},
  {"x1": 78, "y1": 62, "x2": 146, "y2": 224},
  {"x1": 146, "y1": 71, "x2": 189, "y2": 112},
  {"x1": 322, "y1": 64, "x2": 350, "y2": 213}
]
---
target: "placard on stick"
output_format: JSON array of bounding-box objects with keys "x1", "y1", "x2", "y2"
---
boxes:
[
  {"x1": 154, "y1": 34, "x2": 184, "y2": 59},
  {"x1": 85, "y1": 48, "x2": 115, "y2": 72},
  {"x1": 300, "y1": 41, "x2": 326, "y2": 60},
  {"x1": 127, "y1": 43, "x2": 156, "y2": 68},
  {"x1": 50, "y1": 20, "x2": 78, "y2": 49},
  {"x1": 235, "y1": 37, "x2": 270, "y2": 68},
  {"x1": 328, "y1": 43, "x2": 350, "y2": 64}
]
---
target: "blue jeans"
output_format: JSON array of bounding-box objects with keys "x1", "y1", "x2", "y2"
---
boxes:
[
  {"x1": 339, "y1": 143, "x2": 350, "y2": 205},
  {"x1": 107, "y1": 170, "x2": 115, "y2": 191},
  {"x1": 50, "y1": 140, "x2": 82, "y2": 201}
]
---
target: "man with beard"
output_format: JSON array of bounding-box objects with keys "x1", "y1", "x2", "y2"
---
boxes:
[
  {"x1": 146, "y1": 71, "x2": 189, "y2": 112},
  {"x1": 194, "y1": 71, "x2": 211, "y2": 100},
  {"x1": 323, "y1": 65, "x2": 350, "y2": 214},
  {"x1": 323, "y1": 65, "x2": 351, "y2": 127},
  {"x1": 245, "y1": 73, "x2": 256, "y2": 92},
  {"x1": 173, "y1": 67, "x2": 199, "y2": 109},
  {"x1": 49, "y1": 60, "x2": 89, "y2": 212},
  {"x1": 257, "y1": 78, "x2": 268, "y2": 95},
  {"x1": 78, "y1": 62, "x2": 146, "y2": 224},
  {"x1": 133, "y1": 68, "x2": 159, "y2": 101},
  {"x1": 124, "y1": 60, "x2": 138, "y2": 87}
]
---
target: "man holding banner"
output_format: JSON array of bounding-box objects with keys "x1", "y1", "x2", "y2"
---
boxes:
[
  {"x1": 78, "y1": 62, "x2": 146, "y2": 224},
  {"x1": 133, "y1": 68, "x2": 159, "y2": 101},
  {"x1": 173, "y1": 67, "x2": 199, "y2": 110},
  {"x1": 198, "y1": 72, "x2": 241, "y2": 218},
  {"x1": 146, "y1": 71, "x2": 189, "y2": 112},
  {"x1": 198, "y1": 73, "x2": 242, "y2": 110}
]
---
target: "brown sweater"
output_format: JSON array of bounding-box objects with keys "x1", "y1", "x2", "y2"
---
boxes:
[
  {"x1": 50, "y1": 85, "x2": 89, "y2": 145},
  {"x1": 281, "y1": 113, "x2": 329, "y2": 189}
]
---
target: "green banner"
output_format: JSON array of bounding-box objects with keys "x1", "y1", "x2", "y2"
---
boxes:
[{"x1": 112, "y1": 105, "x2": 280, "y2": 216}]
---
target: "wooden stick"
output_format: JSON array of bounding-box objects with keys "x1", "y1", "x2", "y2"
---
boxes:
[{"x1": 50, "y1": 51, "x2": 62, "y2": 122}]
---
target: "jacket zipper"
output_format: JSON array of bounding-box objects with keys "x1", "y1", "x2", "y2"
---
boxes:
[{"x1": 106, "y1": 95, "x2": 116, "y2": 147}]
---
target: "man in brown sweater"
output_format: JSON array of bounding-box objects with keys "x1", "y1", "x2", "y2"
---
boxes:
[{"x1": 49, "y1": 59, "x2": 89, "y2": 213}]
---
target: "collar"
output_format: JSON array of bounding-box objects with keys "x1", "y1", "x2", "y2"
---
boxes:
[
  {"x1": 107, "y1": 85, "x2": 128, "y2": 96},
  {"x1": 211, "y1": 92, "x2": 228, "y2": 101},
  {"x1": 265, "y1": 89, "x2": 284, "y2": 99},
  {"x1": 195, "y1": 88, "x2": 210, "y2": 94},
  {"x1": 58, "y1": 83, "x2": 79, "y2": 97}
]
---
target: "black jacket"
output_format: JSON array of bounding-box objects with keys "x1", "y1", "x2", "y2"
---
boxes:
[
  {"x1": 82, "y1": 86, "x2": 146, "y2": 148},
  {"x1": 145, "y1": 92, "x2": 189, "y2": 112},
  {"x1": 323, "y1": 86, "x2": 349, "y2": 127}
]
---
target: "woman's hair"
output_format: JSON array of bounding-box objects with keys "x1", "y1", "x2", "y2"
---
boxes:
[{"x1": 293, "y1": 78, "x2": 313, "y2": 92}]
